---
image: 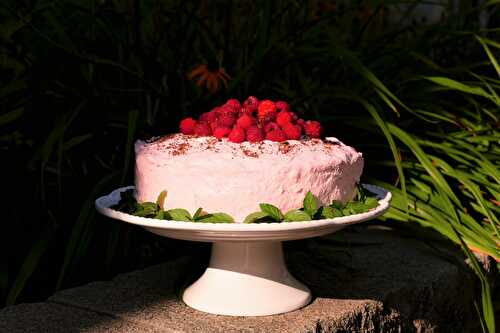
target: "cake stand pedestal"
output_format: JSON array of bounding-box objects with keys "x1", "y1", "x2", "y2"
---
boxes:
[
  {"x1": 95, "y1": 184, "x2": 391, "y2": 316},
  {"x1": 183, "y1": 241, "x2": 310, "y2": 316}
]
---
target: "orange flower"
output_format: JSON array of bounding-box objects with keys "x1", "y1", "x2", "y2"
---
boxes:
[{"x1": 187, "y1": 64, "x2": 230, "y2": 94}]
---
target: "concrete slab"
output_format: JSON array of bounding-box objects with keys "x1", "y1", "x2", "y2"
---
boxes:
[{"x1": 1, "y1": 226, "x2": 476, "y2": 332}]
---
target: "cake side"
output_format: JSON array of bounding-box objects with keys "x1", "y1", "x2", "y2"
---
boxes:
[{"x1": 134, "y1": 134, "x2": 363, "y2": 221}]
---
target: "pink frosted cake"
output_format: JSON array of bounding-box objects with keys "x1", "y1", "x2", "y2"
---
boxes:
[{"x1": 134, "y1": 97, "x2": 364, "y2": 222}]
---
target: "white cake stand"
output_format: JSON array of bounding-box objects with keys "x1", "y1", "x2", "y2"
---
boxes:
[{"x1": 95, "y1": 184, "x2": 391, "y2": 316}]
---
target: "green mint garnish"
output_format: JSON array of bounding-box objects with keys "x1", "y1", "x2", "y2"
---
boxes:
[
  {"x1": 364, "y1": 197, "x2": 379, "y2": 209},
  {"x1": 167, "y1": 208, "x2": 192, "y2": 221},
  {"x1": 156, "y1": 190, "x2": 168, "y2": 209},
  {"x1": 112, "y1": 188, "x2": 380, "y2": 223},
  {"x1": 303, "y1": 191, "x2": 318, "y2": 217},
  {"x1": 134, "y1": 202, "x2": 159, "y2": 217},
  {"x1": 196, "y1": 212, "x2": 234, "y2": 223},
  {"x1": 193, "y1": 207, "x2": 206, "y2": 220},
  {"x1": 330, "y1": 201, "x2": 344, "y2": 209},
  {"x1": 318, "y1": 206, "x2": 336, "y2": 219},
  {"x1": 283, "y1": 209, "x2": 311, "y2": 222},
  {"x1": 243, "y1": 211, "x2": 271, "y2": 223},
  {"x1": 259, "y1": 203, "x2": 284, "y2": 221}
]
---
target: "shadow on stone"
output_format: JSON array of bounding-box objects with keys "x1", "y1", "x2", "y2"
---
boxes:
[{"x1": 1, "y1": 225, "x2": 477, "y2": 333}]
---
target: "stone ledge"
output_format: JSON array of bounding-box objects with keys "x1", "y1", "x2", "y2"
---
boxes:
[{"x1": 1, "y1": 226, "x2": 476, "y2": 332}]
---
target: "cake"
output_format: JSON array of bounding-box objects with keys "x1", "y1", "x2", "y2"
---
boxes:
[{"x1": 134, "y1": 97, "x2": 364, "y2": 222}]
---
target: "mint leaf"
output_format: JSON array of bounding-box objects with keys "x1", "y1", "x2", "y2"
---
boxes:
[
  {"x1": 134, "y1": 202, "x2": 159, "y2": 217},
  {"x1": 341, "y1": 202, "x2": 367, "y2": 215},
  {"x1": 259, "y1": 203, "x2": 283, "y2": 221},
  {"x1": 330, "y1": 201, "x2": 344, "y2": 209},
  {"x1": 349, "y1": 202, "x2": 369, "y2": 214},
  {"x1": 167, "y1": 208, "x2": 192, "y2": 221},
  {"x1": 156, "y1": 190, "x2": 168, "y2": 209},
  {"x1": 154, "y1": 210, "x2": 171, "y2": 220},
  {"x1": 193, "y1": 207, "x2": 207, "y2": 220},
  {"x1": 318, "y1": 206, "x2": 335, "y2": 219},
  {"x1": 283, "y1": 210, "x2": 311, "y2": 222},
  {"x1": 303, "y1": 191, "x2": 318, "y2": 217},
  {"x1": 197, "y1": 213, "x2": 234, "y2": 223},
  {"x1": 356, "y1": 183, "x2": 366, "y2": 202},
  {"x1": 364, "y1": 197, "x2": 379, "y2": 209},
  {"x1": 243, "y1": 211, "x2": 271, "y2": 223},
  {"x1": 112, "y1": 189, "x2": 137, "y2": 213}
]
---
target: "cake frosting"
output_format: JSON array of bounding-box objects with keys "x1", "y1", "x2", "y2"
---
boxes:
[{"x1": 134, "y1": 134, "x2": 363, "y2": 221}]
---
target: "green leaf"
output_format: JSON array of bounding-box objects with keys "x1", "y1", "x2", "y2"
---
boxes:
[
  {"x1": 243, "y1": 211, "x2": 271, "y2": 224},
  {"x1": 57, "y1": 172, "x2": 119, "y2": 290},
  {"x1": 330, "y1": 201, "x2": 344, "y2": 209},
  {"x1": 364, "y1": 197, "x2": 379, "y2": 210},
  {"x1": 193, "y1": 208, "x2": 206, "y2": 220},
  {"x1": 167, "y1": 208, "x2": 192, "y2": 221},
  {"x1": 424, "y1": 76, "x2": 492, "y2": 99},
  {"x1": 0, "y1": 108, "x2": 24, "y2": 127},
  {"x1": 476, "y1": 36, "x2": 500, "y2": 78},
  {"x1": 112, "y1": 189, "x2": 136, "y2": 213},
  {"x1": 318, "y1": 206, "x2": 336, "y2": 219},
  {"x1": 7, "y1": 230, "x2": 50, "y2": 305},
  {"x1": 156, "y1": 190, "x2": 167, "y2": 210},
  {"x1": 284, "y1": 210, "x2": 311, "y2": 222},
  {"x1": 341, "y1": 208, "x2": 353, "y2": 216},
  {"x1": 259, "y1": 203, "x2": 284, "y2": 221},
  {"x1": 303, "y1": 191, "x2": 318, "y2": 216},
  {"x1": 121, "y1": 110, "x2": 139, "y2": 185},
  {"x1": 134, "y1": 202, "x2": 159, "y2": 217},
  {"x1": 196, "y1": 213, "x2": 234, "y2": 223},
  {"x1": 154, "y1": 210, "x2": 171, "y2": 220},
  {"x1": 348, "y1": 202, "x2": 369, "y2": 214}
]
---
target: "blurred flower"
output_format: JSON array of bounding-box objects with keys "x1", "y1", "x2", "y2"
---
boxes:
[
  {"x1": 187, "y1": 64, "x2": 230, "y2": 94},
  {"x1": 357, "y1": 2, "x2": 388, "y2": 25},
  {"x1": 309, "y1": 0, "x2": 337, "y2": 20}
]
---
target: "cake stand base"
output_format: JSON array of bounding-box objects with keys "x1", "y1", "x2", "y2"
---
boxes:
[{"x1": 182, "y1": 241, "x2": 311, "y2": 316}]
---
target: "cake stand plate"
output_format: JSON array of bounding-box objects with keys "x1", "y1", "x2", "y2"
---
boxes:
[{"x1": 95, "y1": 184, "x2": 391, "y2": 316}]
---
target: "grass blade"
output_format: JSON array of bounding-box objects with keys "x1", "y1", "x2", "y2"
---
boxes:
[
  {"x1": 121, "y1": 110, "x2": 139, "y2": 185},
  {"x1": 56, "y1": 172, "x2": 118, "y2": 290},
  {"x1": 6, "y1": 230, "x2": 51, "y2": 305}
]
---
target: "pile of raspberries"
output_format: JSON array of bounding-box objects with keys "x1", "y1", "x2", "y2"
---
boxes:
[{"x1": 179, "y1": 97, "x2": 323, "y2": 143}]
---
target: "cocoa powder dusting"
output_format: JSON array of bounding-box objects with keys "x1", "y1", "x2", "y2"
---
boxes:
[
  {"x1": 171, "y1": 142, "x2": 190, "y2": 156},
  {"x1": 279, "y1": 142, "x2": 292, "y2": 154},
  {"x1": 242, "y1": 148, "x2": 258, "y2": 158}
]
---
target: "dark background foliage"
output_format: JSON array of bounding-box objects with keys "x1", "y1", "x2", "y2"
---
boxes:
[{"x1": 1, "y1": 0, "x2": 499, "y2": 329}]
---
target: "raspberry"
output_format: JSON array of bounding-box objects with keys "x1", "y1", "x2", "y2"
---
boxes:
[
  {"x1": 199, "y1": 111, "x2": 218, "y2": 123},
  {"x1": 246, "y1": 126, "x2": 265, "y2": 142},
  {"x1": 276, "y1": 111, "x2": 293, "y2": 128},
  {"x1": 194, "y1": 122, "x2": 212, "y2": 136},
  {"x1": 304, "y1": 120, "x2": 323, "y2": 138},
  {"x1": 218, "y1": 114, "x2": 236, "y2": 127},
  {"x1": 239, "y1": 106, "x2": 254, "y2": 116},
  {"x1": 257, "y1": 100, "x2": 277, "y2": 121},
  {"x1": 283, "y1": 123, "x2": 302, "y2": 140},
  {"x1": 289, "y1": 112, "x2": 299, "y2": 121},
  {"x1": 236, "y1": 114, "x2": 256, "y2": 130},
  {"x1": 228, "y1": 126, "x2": 246, "y2": 143},
  {"x1": 216, "y1": 105, "x2": 238, "y2": 116},
  {"x1": 179, "y1": 118, "x2": 197, "y2": 135},
  {"x1": 225, "y1": 99, "x2": 242, "y2": 112},
  {"x1": 210, "y1": 121, "x2": 218, "y2": 133},
  {"x1": 275, "y1": 101, "x2": 290, "y2": 113},
  {"x1": 296, "y1": 119, "x2": 305, "y2": 129},
  {"x1": 213, "y1": 126, "x2": 232, "y2": 139},
  {"x1": 266, "y1": 129, "x2": 287, "y2": 142},
  {"x1": 263, "y1": 122, "x2": 280, "y2": 133},
  {"x1": 243, "y1": 96, "x2": 259, "y2": 111}
]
